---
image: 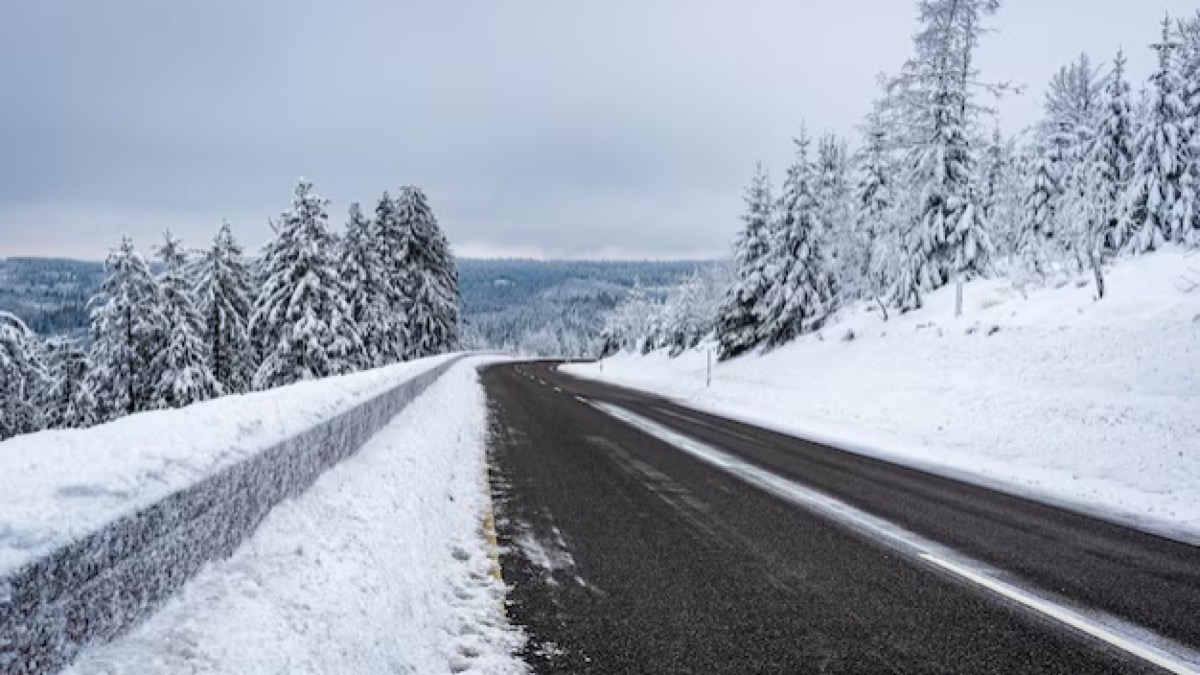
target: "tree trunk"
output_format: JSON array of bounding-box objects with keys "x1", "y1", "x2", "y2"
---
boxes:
[
  {"x1": 1090, "y1": 250, "x2": 1105, "y2": 300},
  {"x1": 874, "y1": 295, "x2": 889, "y2": 322}
]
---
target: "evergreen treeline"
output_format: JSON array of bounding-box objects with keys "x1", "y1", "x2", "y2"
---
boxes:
[
  {"x1": 0, "y1": 179, "x2": 460, "y2": 441},
  {"x1": 605, "y1": 3, "x2": 1200, "y2": 360},
  {"x1": 459, "y1": 259, "x2": 705, "y2": 357}
]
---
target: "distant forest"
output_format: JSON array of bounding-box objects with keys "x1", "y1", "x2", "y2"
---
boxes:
[{"x1": 1, "y1": 256, "x2": 708, "y2": 356}]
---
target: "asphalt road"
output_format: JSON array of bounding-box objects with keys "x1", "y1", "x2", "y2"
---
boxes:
[{"x1": 482, "y1": 361, "x2": 1200, "y2": 674}]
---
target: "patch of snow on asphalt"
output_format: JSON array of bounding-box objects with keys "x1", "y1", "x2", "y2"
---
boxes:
[
  {"x1": 563, "y1": 249, "x2": 1200, "y2": 540},
  {"x1": 65, "y1": 359, "x2": 526, "y2": 675}
]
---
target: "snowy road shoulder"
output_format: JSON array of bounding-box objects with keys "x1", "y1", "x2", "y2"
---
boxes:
[
  {"x1": 65, "y1": 358, "x2": 526, "y2": 675},
  {"x1": 0, "y1": 354, "x2": 457, "y2": 577}
]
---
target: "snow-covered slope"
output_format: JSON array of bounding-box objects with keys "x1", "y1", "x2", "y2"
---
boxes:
[
  {"x1": 65, "y1": 358, "x2": 525, "y2": 675},
  {"x1": 563, "y1": 249, "x2": 1200, "y2": 540},
  {"x1": 0, "y1": 354, "x2": 456, "y2": 577}
]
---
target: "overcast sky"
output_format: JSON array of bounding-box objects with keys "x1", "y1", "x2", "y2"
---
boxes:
[{"x1": 1, "y1": 1, "x2": 1195, "y2": 261}]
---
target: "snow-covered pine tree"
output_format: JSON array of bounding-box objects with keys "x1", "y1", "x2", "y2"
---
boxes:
[
  {"x1": 1044, "y1": 53, "x2": 1106, "y2": 160},
  {"x1": 372, "y1": 191, "x2": 409, "y2": 363},
  {"x1": 660, "y1": 271, "x2": 707, "y2": 356},
  {"x1": 251, "y1": 179, "x2": 364, "y2": 389},
  {"x1": 854, "y1": 104, "x2": 901, "y2": 318},
  {"x1": 760, "y1": 130, "x2": 836, "y2": 347},
  {"x1": 1044, "y1": 53, "x2": 1107, "y2": 276},
  {"x1": 88, "y1": 237, "x2": 164, "y2": 418},
  {"x1": 889, "y1": 0, "x2": 998, "y2": 312},
  {"x1": 339, "y1": 202, "x2": 391, "y2": 368},
  {"x1": 977, "y1": 125, "x2": 1004, "y2": 224},
  {"x1": 0, "y1": 311, "x2": 51, "y2": 440},
  {"x1": 980, "y1": 131, "x2": 1025, "y2": 258},
  {"x1": 1059, "y1": 50, "x2": 1136, "y2": 298},
  {"x1": 44, "y1": 337, "x2": 98, "y2": 429},
  {"x1": 611, "y1": 280, "x2": 665, "y2": 354},
  {"x1": 393, "y1": 186, "x2": 460, "y2": 360},
  {"x1": 1122, "y1": 18, "x2": 1194, "y2": 253},
  {"x1": 815, "y1": 133, "x2": 857, "y2": 299},
  {"x1": 716, "y1": 163, "x2": 775, "y2": 360},
  {"x1": 1090, "y1": 50, "x2": 1137, "y2": 253},
  {"x1": 1017, "y1": 141, "x2": 1061, "y2": 279},
  {"x1": 1177, "y1": 12, "x2": 1200, "y2": 244},
  {"x1": 196, "y1": 221, "x2": 256, "y2": 394},
  {"x1": 151, "y1": 231, "x2": 220, "y2": 408}
]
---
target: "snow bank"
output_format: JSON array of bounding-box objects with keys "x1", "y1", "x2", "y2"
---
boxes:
[
  {"x1": 0, "y1": 354, "x2": 455, "y2": 578},
  {"x1": 62, "y1": 358, "x2": 524, "y2": 675},
  {"x1": 563, "y1": 249, "x2": 1200, "y2": 540}
]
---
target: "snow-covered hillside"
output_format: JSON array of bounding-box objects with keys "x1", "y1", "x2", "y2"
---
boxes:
[{"x1": 563, "y1": 249, "x2": 1200, "y2": 540}]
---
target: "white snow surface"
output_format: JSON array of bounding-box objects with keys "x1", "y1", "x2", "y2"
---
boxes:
[
  {"x1": 0, "y1": 354, "x2": 456, "y2": 577},
  {"x1": 66, "y1": 358, "x2": 525, "y2": 675},
  {"x1": 563, "y1": 249, "x2": 1200, "y2": 541}
]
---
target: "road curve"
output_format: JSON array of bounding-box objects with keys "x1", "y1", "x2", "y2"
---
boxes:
[{"x1": 483, "y1": 361, "x2": 1200, "y2": 674}]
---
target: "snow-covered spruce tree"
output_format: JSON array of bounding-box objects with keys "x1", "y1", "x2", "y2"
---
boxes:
[
  {"x1": 195, "y1": 221, "x2": 256, "y2": 394},
  {"x1": 977, "y1": 129, "x2": 1025, "y2": 259},
  {"x1": 44, "y1": 337, "x2": 98, "y2": 429},
  {"x1": 338, "y1": 202, "x2": 391, "y2": 368},
  {"x1": 1016, "y1": 141, "x2": 1062, "y2": 279},
  {"x1": 888, "y1": 0, "x2": 997, "y2": 313},
  {"x1": 1089, "y1": 50, "x2": 1137, "y2": 254},
  {"x1": 1043, "y1": 53, "x2": 1106, "y2": 161},
  {"x1": 977, "y1": 125, "x2": 1004, "y2": 225},
  {"x1": 0, "y1": 311, "x2": 52, "y2": 440},
  {"x1": 1044, "y1": 53, "x2": 1107, "y2": 275},
  {"x1": 661, "y1": 268, "x2": 724, "y2": 357},
  {"x1": 853, "y1": 104, "x2": 900, "y2": 318},
  {"x1": 1176, "y1": 12, "x2": 1200, "y2": 244},
  {"x1": 393, "y1": 186, "x2": 460, "y2": 360},
  {"x1": 600, "y1": 280, "x2": 647, "y2": 354},
  {"x1": 815, "y1": 132, "x2": 857, "y2": 299},
  {"x1": 372, "y1": 191, "x2": 409, "y2": 363},
  {"x1": 251, "y1": 179, "x2": 364, "y2": 389},
  {"x1": 151, "y1": 231, "x2": 220, "y2": 408},
  {"x1": 1059, "y1": 50, "x2": 1135, "y2": 298},
  {"x1": 760, "y1": 130, "x2": 836, "y2": 348},
  {"x1": 1122, "y1": 18, "x2": 1194, "y2": 253},
  {"x1": 88, "y1": 237, "x2": 164, "y2": 418},
  {"x1": 715, "y1": 163, "x2": 774, "y2": 360}
]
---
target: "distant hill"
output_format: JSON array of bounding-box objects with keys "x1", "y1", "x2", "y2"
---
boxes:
[
  {"x1": 0, "y1": 258, "x2": 105, "y2": 337},
  {"x1": 459, "y1": 259, "x2": 708, "y2": 355},
  {"x1": 0, "y1": 257, "x2": 711, "y2": 354}
]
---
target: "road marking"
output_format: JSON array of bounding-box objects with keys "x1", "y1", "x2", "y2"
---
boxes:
[
  {"x1": 590, "y1": 400, "x2": 1200, "y2": 674},
  {"x1": 919, "y1": 553, "x2": 1197, "y2": 675}
]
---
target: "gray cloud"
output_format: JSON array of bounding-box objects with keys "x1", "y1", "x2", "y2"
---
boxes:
[{"x1": 0, "y1": 0, "x2": 1194, "y2": 259}]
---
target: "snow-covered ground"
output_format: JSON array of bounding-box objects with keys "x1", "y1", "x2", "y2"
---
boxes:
[
  {"x1": 563, "y1": 249, "x2": 1200, "y2": 541},
  {"x1": 0, "y1": 354, "x2": 456, "y2": 577},
  {"x1": 65, "y1": 358, "x2": 525, "y2": 675}
]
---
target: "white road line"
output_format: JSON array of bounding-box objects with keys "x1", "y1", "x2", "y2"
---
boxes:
[
  {"x1": 920, "y1": 554, "x2": 1197, "y2": 675},
  {"x1": 589, "y1": 400, "x2": 1200, "y2": 675}
]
